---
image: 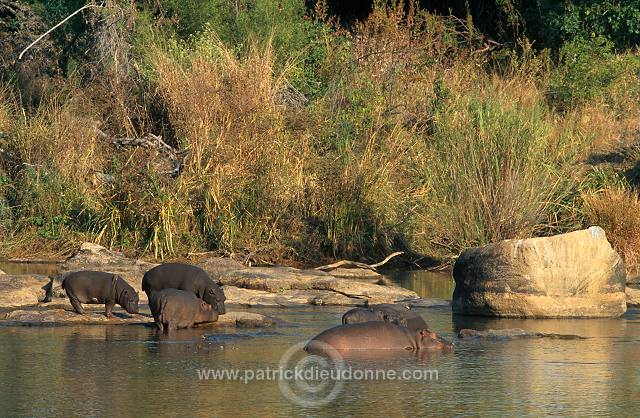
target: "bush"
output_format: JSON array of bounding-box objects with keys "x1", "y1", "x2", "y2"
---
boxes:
[
  {"x1": 418, "y1": 87, "x2": 580, "y2": 256},
  {"x1": 548, "y1": 35, "x2": 640, "y2": 110}
]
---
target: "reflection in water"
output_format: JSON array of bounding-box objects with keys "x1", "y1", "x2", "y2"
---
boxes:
[
  {"x1": 0, "y1": 262, "x2": 61, "y2": 276},
  {"x1": 0, "y1": 263, "x2": 638, "y2": 415},
  {"x1": 384, "y1": 269, "x2": 454, "y2": 300}
]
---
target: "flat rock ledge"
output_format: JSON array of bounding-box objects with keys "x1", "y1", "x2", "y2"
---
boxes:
[
  {"x1": 458, "y1": 328, "x2": 586, "y2": 340},
  {"x1": 453, "y1": 227, "x2": 627, "y2": 318},
  {"x1": 37, "y1": 242, "x2": 418, "y2": 307},
  {"x1": 0, "y1": 308, "x2": 276, "y2": 328}
]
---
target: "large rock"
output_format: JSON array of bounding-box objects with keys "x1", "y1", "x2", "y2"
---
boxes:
[
  {"x1": 0, "y1": 274, "x2": 51, "y2": 307},
  {"x1": 196, "y1": 257, "x2": 245, "y2": 280},
  {"x1": 453, "y1": 226, "x2": 627, "y2": 318},
  {"x1": 222, "y1": 285, "x2": 363, "y2": 307},
  {"x1": 219, "y1": 267, "x2": 418, "y2": 306}
]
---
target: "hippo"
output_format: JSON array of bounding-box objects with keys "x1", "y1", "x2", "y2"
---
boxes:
[
  {"x1": 61, "y1": 271, "x2": 139, "y2": 317},
  {"x1": 142, "y1": 263, "x2": 226, "y2": 314},
  {"x1": 342, "y1": 304, "x2": 429, "y2": 330},
  {"x1": 305, "y1": 322, "x2": 453, "y2": 356},
  {"x1": 149, "y1": 289, "x2": 219, "y2": 333}
]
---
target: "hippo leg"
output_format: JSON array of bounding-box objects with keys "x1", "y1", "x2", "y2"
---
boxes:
[
  {"x1": 68, "y1": 294, "x2": 85, "y2": 314},
  {"x1": 105, "y1": 301, "x2": 115, "y2": 318}
]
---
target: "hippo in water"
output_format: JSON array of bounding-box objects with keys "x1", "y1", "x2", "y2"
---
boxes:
[
  {"x1": 62, "y1": 271, "x2": 139, "y2": 317},
  {"x1": 342, "y1": 304, "x2": 429, "y2": 330},
  {"x1": 142, "y1": 263, "x2": 226, "y2": 314},
  {"x1": 149, "y1": 289, "x2": 219, "y2": 333},
  {"x1": 305, "y1": 322, "x2": 453, "y2": 356}
]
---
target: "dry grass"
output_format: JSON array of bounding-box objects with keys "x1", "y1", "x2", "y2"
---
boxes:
[{"x1": 584, "y1": 188, "x2": 640, "y2": 281}]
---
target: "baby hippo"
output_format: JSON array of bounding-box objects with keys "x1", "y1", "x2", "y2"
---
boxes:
[
  {"x1": 149, "y1": 289, "x2": 219, "y2": 333},
  {"x1": 62, "y1": 271, "x2": 139, "y2": 317},
  {"x1": 142, "y1": 263, "x2": 226, "y2": 314},
  {"x1": 342, "y1": 304, "x2": 429, "y2": 330},
  {"x1": 305, "y1": 322, "x2": 453, "y2": 356}
]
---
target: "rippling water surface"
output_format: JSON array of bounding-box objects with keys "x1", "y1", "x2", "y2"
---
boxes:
[{"x1": 0, "y1": 267, "x2": 639, "y2": 416}]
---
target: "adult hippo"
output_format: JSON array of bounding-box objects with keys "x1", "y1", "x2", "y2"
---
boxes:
[
  {"x1": 142, "y1": 263, "x2": 226, "y2": 314},
  {"x1": 305, "y1": 322, "x2": 453, "y2": 356},
  {"x1": 149, "y1": 289, "x2": 220, "y2": 333},
  {"x1": 342, "y1": 304, "x2": 429, "y2": 330},
  {"x1": 62, "y1": 271, "x2": 139, "y2": 317}
]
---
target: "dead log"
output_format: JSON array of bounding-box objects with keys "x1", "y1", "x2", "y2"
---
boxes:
[{"x1": 315, "y1": 251, "x2": 404, "y2": 272}]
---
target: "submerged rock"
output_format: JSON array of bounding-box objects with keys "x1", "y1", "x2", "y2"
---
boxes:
[
  {"x1": 453, "y1": 226, "x2": 627, "y2": 318},
  {"x1": 458, "y1": 328, "x2": 586, "y2": 340}
]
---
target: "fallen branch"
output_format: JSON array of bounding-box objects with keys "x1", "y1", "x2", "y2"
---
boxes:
[
  {"x1": 315, "y1": 251, "x2": 404, "y2": 272},
  {"x1": 108, "y1": 132, "x2": 181, "y2": 177},
  {"x1": 19, "y1": 3, "x2": 104, "y2": 60}
]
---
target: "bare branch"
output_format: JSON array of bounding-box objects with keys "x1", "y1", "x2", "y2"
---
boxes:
[{"x1": 19, "y1": 3, "x2": 103, "y2": 60}]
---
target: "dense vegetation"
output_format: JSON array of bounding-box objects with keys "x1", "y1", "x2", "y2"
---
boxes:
[{"x1": 0, "y1": 1, "x2": 639, "y2": 271}]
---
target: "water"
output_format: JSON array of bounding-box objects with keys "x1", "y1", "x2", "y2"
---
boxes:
[{"x1": 1, "y1": 266, "x2": 639, "y2": 416}]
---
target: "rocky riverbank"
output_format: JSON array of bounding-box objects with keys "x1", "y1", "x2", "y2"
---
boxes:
[{"x1": 0, "y1": 242, "x2": 427, "y2": 326}]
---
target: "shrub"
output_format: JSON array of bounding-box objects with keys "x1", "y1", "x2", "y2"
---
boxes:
[
  {"x1": 417, "y1": 87, "x2": 580, "y2": 256},
  {"x1": 548, "y1": 35, "x2": 640, "y2": 110}
]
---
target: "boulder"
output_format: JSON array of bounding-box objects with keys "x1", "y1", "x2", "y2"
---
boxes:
[
  {"x1": 196, "y1": 257, "x2": 245, "y2": 280},
  {"x1": 0, "y1": 274, "x2": 51, "y2": 307},
  {"x1": 626, "y1": 287, "x2": 640, "y2": 307},
  {"x1": 453, "y1": 226, "x2": 626, "y2": 318}
]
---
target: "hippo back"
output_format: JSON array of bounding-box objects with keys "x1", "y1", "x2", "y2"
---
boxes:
[
  {"x1": 306, "y1": 322, "x2": 421, "y2": 353},
  {"x1": 142, "y1": 263, "x2": 226, "y2": 313}
]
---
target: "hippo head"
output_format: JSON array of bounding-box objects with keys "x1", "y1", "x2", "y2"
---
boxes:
[
  {"x1": 121, "y1": 288, "x2": 140, "y2": 314},
  {"x1": 418, "y1": 330, "x2": 454, "y2": 351},
  {"x1": 203, "y1": 285, "x2": 226, "y2": 315},
  {"x1": 196, "y1": 299, "x2": 220, "y2": 324}
]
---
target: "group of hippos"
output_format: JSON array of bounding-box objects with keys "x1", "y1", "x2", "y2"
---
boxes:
[
  {"x1": 61, "y1": 263, "x2": 226, "y2": 332},
  {"x1": 60, "y1": 262, "x2": 454, "y2": 355}
]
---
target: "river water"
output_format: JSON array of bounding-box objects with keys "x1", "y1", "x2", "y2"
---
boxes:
[{"x1": 0, "y1": 267, "x2": 638, "y2": 416}]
